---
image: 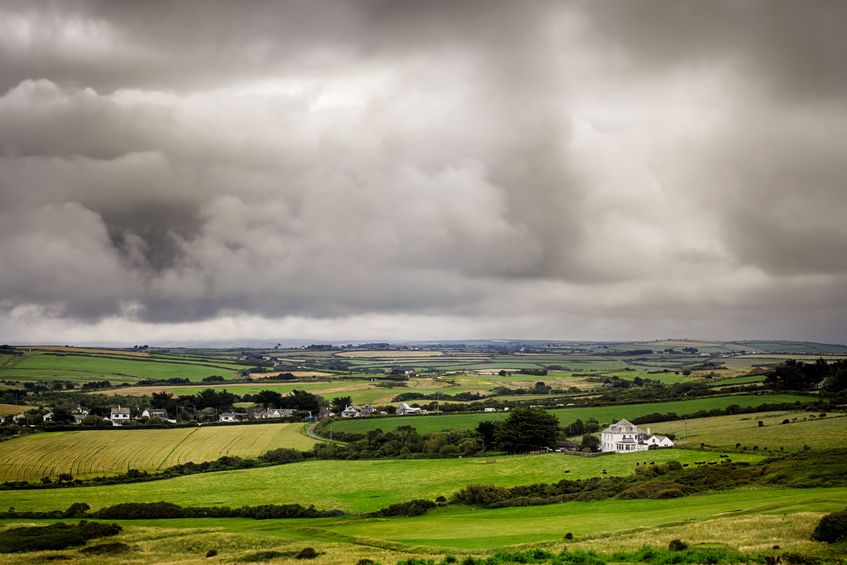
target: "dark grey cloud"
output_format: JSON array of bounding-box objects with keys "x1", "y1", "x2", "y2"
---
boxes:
[{"x1": 1, "y1": 0, "x2": 846, "y2": 342}]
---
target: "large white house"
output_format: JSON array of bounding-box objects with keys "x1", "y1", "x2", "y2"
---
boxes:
[{"x1": 600, "y1": 419, "x2": 674, "y2": 453}]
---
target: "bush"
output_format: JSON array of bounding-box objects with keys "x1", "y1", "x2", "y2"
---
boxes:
[
  {"x1": 296, "y1": 547, "x2": 319, "y2": 559},
  {"x1": 240, "y1": 550, "x2": 288, "y2": 562},
  {"x1": 0, "y1": 521, "x2": 121, "y2": 553},
  {"x1": 206, "y1": 549, "x2": 218, "y2": 557},
  {"x1": 368, "y1": 499, "x2": 436, "y2": 517},
  {"x1": 668, "y1": 539, "x2": 688, "y2": 551},
  {"x1": 810, "y1": 508, "x2": 847, "y2": 543},
  {"x1": 79, "y1": 542, "x2": 130, "y2": 555}
]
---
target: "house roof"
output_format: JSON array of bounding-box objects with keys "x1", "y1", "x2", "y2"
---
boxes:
[
  {"x1": 603, "y1": 419, "x2": 639, "y2": 433},
  {"x1": 111, "y1": 406, "x2": 131, "y2": 415}
]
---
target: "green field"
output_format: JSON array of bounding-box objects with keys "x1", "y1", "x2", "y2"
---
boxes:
[
  {"x1": 653, "y1": 411, "x2": 847, "y2": 451},
  {"x1": 0, "y1": 351, "x2": 243, "y2": 383},
  {"x1": 0, "y1": 449, "x2": 760, "y2": 513},
  {"x1": 1, "y1": 485, "x2": 841, "y2": 563},
  {"x1": 316, "y1": 486, "x2": 847, "y2": 550},
  {"x1": 0, "y1": 423, "x2": 317, "y2": 482},
  {"x1": 328, "y1": 393, "x2": 818, "y2": 434}
]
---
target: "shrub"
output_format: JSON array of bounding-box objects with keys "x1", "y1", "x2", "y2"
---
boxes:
[
  {"x1": 239, "y1": 550, "x2": 288, "y2": 562},
  {"x1": 810, "y1": 508, "x2": 847, "y2": 543},
  {"x1": 63, "y1": 502, "x2": 90, "y2": 518},
  {"x1": 668, "y1": 539, "x2": 688, "y2": 551},
  {"x1": 79, "y1": 542, "x2": 130, "y2": 555},
  {"x1": 295, "y1": 547, "x2": 319, "y2": 559},
  {"x1": 368, "y1": 499, "x2": 436, "y2": 517},
  {"x1": 0, "y1": 521, "x2": 121, "y2": 553},
  {"x1": 206, "y1": 549, "x2": 218, "y2": 557}
]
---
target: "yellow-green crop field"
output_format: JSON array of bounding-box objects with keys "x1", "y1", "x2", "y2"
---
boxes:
[{"x1": 0, "y1": 423, "x2": 316, "y2": 482}]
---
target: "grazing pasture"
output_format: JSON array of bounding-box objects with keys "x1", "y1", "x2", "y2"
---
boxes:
[
  {"x1": 328, "y1": 393, "x2": 818, "y2": 434},
  {"x1": 319, "y1": 486, "x2": 847, "y2": 550},
  {"x1": 0, "y1": 351, "x2": 243, "y2": 383},
  {"x1": 0, "y1": 423, "x2": 316, "y2": 482},
  {"x1": 0, "y1": 449, "x2": 760, "y2": 513},
  {"x1": 654, "y1": 411, "x2": 847, "y2": 451}
]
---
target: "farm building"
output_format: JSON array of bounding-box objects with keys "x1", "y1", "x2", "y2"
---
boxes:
[
  {"x1": 600, "y1": 419, "x2": 674, "y2": 453},
  {"x1": 219, "y1": 412, "x2": 243, "y2": 422}
]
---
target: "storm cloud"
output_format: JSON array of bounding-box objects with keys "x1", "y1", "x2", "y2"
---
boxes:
[{"x1": 1, "y1": 0, "x2": 846, "y2": 343}]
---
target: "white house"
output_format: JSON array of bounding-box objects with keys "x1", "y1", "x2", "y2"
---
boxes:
[
  {"x1": 396, "y1": 403, "x2": 422, "y2": 416},
  {"x1": 261, "y1": 408, "x2": 296, "y2": 419},
  {"x1": 483, "y1": 407, "x2": 497, "y2": 413},
  {"x1": 341, "y1": 405, "x2": 361, "y2": 418},
  {"x1": 644, "y1": 434, "x2": 675, "y2": 448},
  {"x1": 110, "y1": 405, "x2": 131, "y2": 425},
  {"x1": 600, "y1": 419, "x2": 674, "y2": 453},
  {"x1": 141, "y1": 408, "x2": 169, "y2": 420},
  {"x1": 219, "y1": 412, "x2": 241, "y2": 422}
]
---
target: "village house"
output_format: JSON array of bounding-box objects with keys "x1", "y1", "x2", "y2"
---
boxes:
[
  {"x1": 395, "y1": 403, "x2": 423, "y2": 415},
  {"x1": 359, "y1": 404, "x2": 376, "y2": 416},
  {"x1": 600, "y1": 419, "x2": 674, "y2": 453},
  {"x1": 340, "y1": 405, "x2": 361, "y2": 418},
  {"x1": 219, "y1": 412, "x2": 242, "y2": 423},
  {"x1": 141, "y1": 408, "x2": 169, "y2": 420},
  {"x1": 261, "y1": 408, "x2": 296, "y2": 419},
  {"x1": 110, "y1": 405, "x2": 131, "y2": 425}
]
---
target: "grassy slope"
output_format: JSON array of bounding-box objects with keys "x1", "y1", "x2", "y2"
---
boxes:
[
  {"x1": 322, "y1": 486, "x2": 847, "y2": 550},
  {"x1": 0, "y1": 449, "x2": 761, "y2": 513},
  {"x1": 653, "y1": 411, "x2": 847, "y2": 451},
  {"x1": 0, "y1": 423, "x2": 316, "y2": 482},
  {"x1": 0, "y1": 352, "x2": 243, "y2": 383},
  {"x1": 329, "y1": 393, "x2": 817, "y2": 434}
]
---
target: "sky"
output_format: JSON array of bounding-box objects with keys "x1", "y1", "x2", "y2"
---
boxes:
[{"x1": 1, "y1": 0, "x2": 846, "y2": 345}]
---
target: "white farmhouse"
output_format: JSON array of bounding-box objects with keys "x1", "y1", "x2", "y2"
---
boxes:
[
  {"x1": 110, "y1": 405, "x2": 131, "y2": 425},
  {"x1": 600, "y1": 419, "x2": 674, "y2": 453}
]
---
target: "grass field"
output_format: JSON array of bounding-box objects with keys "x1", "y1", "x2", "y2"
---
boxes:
[
  {"x1": 653, "y1": 411, "x2": 847, "y2": 451},
  {"x1": 0, "y1": 351, "x2": 244, "y2": 383},
  {"x1": 318, "y1": 486, "x2": 847, "y2": 550},
  {"x1": 0, "y1": 424, "x2": 317, "y2": 482},
  {"x1": 0, "y1": 449, "x2": 761, "y2": 513},
  {"x1": 328, "y1": 393, "x2": 818, "y2": 434}
]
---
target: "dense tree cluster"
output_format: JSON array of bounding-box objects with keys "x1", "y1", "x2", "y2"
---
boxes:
[
  {"x1": 766, "y1": 359, "x2": 847, "y2": 392},
  {"x1": 475, "y1": 407, "x2": 560, "y2": 454}
]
